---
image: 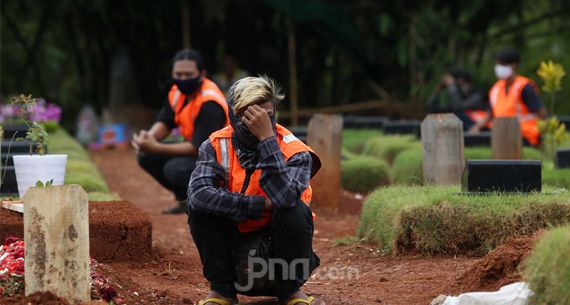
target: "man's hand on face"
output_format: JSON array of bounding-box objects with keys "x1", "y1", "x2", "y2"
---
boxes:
[{"x1": 242, "y1": 104, "x2": 275, "y2": 141}]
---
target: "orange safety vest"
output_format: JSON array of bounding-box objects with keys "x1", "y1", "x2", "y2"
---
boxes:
[
  {"x1": 489, "y1": 76, "x2": 540, "y2": 145},
  {"x1": 465, "y1": 109, "x2": 491, "y2": 128},
  {"x1": 209, "y1": 124, "x2": 320, "y2": 233},
  {"x1": 168, "y1": 78, "x2": 229, "y2": 140}
]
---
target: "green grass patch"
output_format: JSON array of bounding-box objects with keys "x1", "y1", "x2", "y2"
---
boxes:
[
  {"x1": 388, "y1": 146, "x2": 544, "y2": 186},
  {"x1": 342, "y1": 129, "x2": 383, "y2": 154},
  {"x1": 341, "y1": 154, "x2": 390, "y2": 193},
  {"x1": 391, "y1": 148, "x2": 423, "y2": 185},
  {"x1": 524, "y1": 225, "x2": 570, "y2": 305},
  {"x1": 47, "y1": 127, "x2": 112, "y2": 197},
  {"x1": 362, "y1": 135, "x2": 420, "y2": 164},
  {"x1": 87, "y1": 192, "x2": 120, "y2": 201},
  {"x1": 543, "y1": 168, "x2": 570, "y2": 188},
  {"x1": 463, "y1": 147, "x2": 543, "y2": 160},
  {"x1": 333, "y1": 236, "x2": 361, "y2": 246},
  {"x1": 358, "y1": 185, "x2": 570, "y2": 255}
]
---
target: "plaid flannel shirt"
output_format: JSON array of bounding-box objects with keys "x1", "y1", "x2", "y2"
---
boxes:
[{"x1": 187, "y1": 136, "x2": 312, "y2": 222}]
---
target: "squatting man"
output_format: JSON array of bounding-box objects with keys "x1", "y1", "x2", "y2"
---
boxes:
[{"x1": 187, "y1": 76, "x2": 326, "y2": 305}]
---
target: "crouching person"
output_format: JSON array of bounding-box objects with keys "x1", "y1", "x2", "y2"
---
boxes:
[{"x1": 187, "y1": 76, "x2": 324, "y2": 305}]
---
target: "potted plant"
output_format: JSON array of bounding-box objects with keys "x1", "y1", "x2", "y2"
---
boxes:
[{"x1": 9, "y1": 94, "x2": 67, "y2": 198}]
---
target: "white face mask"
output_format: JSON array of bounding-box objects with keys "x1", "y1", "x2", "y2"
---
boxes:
[{"x1": 494, "y1": 64, "x2": 513, "y2": 80}]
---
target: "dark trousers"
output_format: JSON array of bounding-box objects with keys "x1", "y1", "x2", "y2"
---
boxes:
[
  {"x1": 137, "y1": 152, "x2": 197, "y2": 201},
  {"x1": 188, "y1": 203, "x2": 319, "y2": 301}
]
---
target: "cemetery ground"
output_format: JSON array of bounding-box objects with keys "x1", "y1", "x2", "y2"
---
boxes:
[
  {"x1": 84, "y1": 149, "x2": 476, "y2": 305},
  {"x1": 2, "y1": 127, "x2": 570, "y2": 304}
]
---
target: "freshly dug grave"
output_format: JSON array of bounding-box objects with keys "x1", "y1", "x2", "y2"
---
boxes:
[
  {"x1": 0, "y1": 201, "x2": 152, "y2": 262},
  {"x1": 455, "y1": 231, "x2": 544, "y2": 292}
]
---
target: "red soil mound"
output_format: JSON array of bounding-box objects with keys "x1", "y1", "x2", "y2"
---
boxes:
[
  {"x1": 456, "y1": 231, "x2": 544, "y2": 292},
  {"x1": 1, "y1": 291, "x2": 70, "y2": 305},
  {"x1": 0, "y1": 200, "x2": 152, "y2": 262}
]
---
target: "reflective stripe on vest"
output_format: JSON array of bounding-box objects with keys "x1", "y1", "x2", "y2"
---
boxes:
[
  {"x1": 168, "y1": 78, "x2": 230, "y2": 140},
  {"x1": 219, "y1": 138, "x2": 230, "y2": 174},
  {"x1": 210, "y1": 124, "x2": 318, "y2": 233}
]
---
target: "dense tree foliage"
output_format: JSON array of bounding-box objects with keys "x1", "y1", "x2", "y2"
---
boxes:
[{"x1": 1, "y1": 0, "x2": 569, "y2": 128}]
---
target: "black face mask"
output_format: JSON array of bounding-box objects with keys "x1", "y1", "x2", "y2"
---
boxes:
[
  {"x1": 228, "y1": 98, "x2": 276, "y2": 171},
  {"x1": 173, "y1": 76, "x2": 202, "y2": 95}
]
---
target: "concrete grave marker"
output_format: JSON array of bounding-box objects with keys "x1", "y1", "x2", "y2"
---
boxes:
[
  {"x1": 307, "y1": 114, "x2": 343, "y2": 209},
  {"x1": 492, "y1": 117, "x2": 522, "y2": 160},
  {"x1": 421, "y1": 114, "x2": 465, "y2": 185},
  {"x1": 24, "y1": 184, "x2": 90, "y2": 303}
]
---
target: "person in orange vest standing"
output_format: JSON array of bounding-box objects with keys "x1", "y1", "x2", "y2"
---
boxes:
[
  {"x1": 187, "y1": 76, "x2": 325, "y2": 305},
  {"x1": 132, "y1": 49, "x2": 229, "y2": 214},
  {"x1": 469, "y1": 48, "x2": 546, "y2": 145}
]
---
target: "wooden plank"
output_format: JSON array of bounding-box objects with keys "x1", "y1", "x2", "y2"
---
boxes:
[
  {"x1": 24, "y1": 185, "x2": 90, "y2": 303},
  {"x1": 288, "y1": 18, "x2": 299, "y2": 127},
  {"x1": 307, "y1": 114, "x2": 343, "y2": 209},
  {"x1": 1, "y1": 200, "x2": 23, "y2": 213},
  {"x1": 279, "y1": 100, "x2": 389, "y2": 119},
  {"x1": 421, "y1": 114, "x2": 465, "y2": 185},
  {"x1": 492, "y1": 117, "x2": 522, "y2": 160}
]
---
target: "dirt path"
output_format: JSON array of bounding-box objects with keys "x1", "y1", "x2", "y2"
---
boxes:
[{"x1": 90, "y1": 149, "x2": 477, "y2": 305}]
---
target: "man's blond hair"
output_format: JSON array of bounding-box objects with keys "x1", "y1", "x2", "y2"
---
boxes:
[{"x1": 228, "y1": 75, "x2": 284, "y2": 114}]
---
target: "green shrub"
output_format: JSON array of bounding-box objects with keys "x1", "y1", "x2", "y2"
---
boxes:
[
  {"x1": 341, "y1": 154, "x2": 390, "y2": 193},
  {"x1": 343, "y1": 129, "x2": 383, "y2": 154},
  {"x1": 524, "y1": 226, "x2": 570, "y2": 305},
  {"x1": 358, "y1": 185, "x2": 570, "y2": 255},
  {"x1": 362, "y1": 135, "x2": 420, "y2": 164},
  {"x1": 391, "y1": 148, "x2": 423, "y2": 185}
]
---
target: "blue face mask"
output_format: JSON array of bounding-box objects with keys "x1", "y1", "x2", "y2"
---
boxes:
[{"x1": 174, "y1": 76, "x2": 202, "y2": 95}]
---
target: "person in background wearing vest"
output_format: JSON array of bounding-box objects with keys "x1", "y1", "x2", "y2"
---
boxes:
[
  {"x1": 132, "y1": 49, "x2": 229, "y2": 214},
  {"x1": 469, "y1": 48, "x2": 546, "y2": 145},
  {"x1": 427, "y1": 69, "x2": 490, "y2": 131},
  {"x1": 213, "y1": 54, "x2": 249, "y2": 93},
  {"x1": 187, "y1": 76, "x2": 325, "y2": 305}
]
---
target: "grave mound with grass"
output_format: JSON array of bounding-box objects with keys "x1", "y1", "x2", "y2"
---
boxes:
[
  {"x1": 358, "y1": 185, "x2": 570, "y2": 255},
  {"x1": 391, "y1": 148, "x2": 423, "y2": 185},
  {"x1": 341, "y1": 153, "x2": 390, "y2": 193},
  {"x1": 362, "y1": 135, "x2": 420, "y2": 164},
  {"x1": 524, "y1": 225, "x2": 570, "y2": 305},
  {"x1": 342, "y1": 129, "x2": 383, "y2": 154}
]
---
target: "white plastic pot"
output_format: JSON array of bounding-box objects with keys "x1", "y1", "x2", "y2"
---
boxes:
[{"x1": 12, "y1": 154, "x2": 68, "y2": 198}]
